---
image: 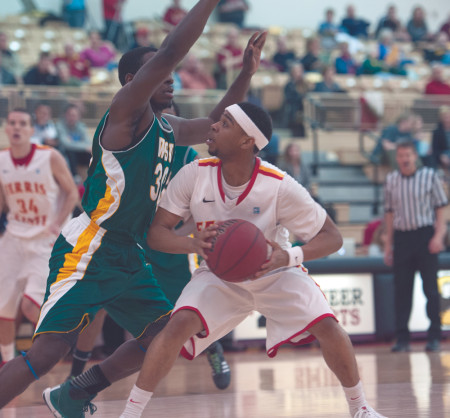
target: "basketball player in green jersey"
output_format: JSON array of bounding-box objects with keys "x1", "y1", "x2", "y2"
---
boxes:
[{"x1": 0, "y1": 0, "x2": 266, "y2": 411}]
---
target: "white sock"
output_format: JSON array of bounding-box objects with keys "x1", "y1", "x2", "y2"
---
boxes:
[
  {"x1": 120, "y1": 385, "x2": 153, "y2": 418},
  {"x1": 343, "y1": 380, "x2": 367, "y2": 416},
  {"x1": 0, "y1": 343, "x2": 15, "y2": 362}
]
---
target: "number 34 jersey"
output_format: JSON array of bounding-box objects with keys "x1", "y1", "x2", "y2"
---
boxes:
[
  {"x1": 82, "y1": 112, "x2": 175, "y2": 242},
  {"x1": 0, "y1": 144, "x2": 60, "y2": 238}
]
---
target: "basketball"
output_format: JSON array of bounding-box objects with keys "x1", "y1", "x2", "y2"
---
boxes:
[{"x1": 205, "y1": 219, "x2": 268, "y2": 282}]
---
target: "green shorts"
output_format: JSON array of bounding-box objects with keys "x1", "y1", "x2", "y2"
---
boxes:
[{"x1": 35, "y1": 214, "x2": 172, "y2": 340}]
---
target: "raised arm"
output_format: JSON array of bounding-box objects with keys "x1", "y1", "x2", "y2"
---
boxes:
[
  {"x1": 166, "y1": 31, "x2": 267, "y2": 146},
  {"x1": 111, "y1": 0, "x2": 220, "y2": 121}
]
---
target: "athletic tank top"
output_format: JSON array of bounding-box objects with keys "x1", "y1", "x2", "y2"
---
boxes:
[
  {"x1": 0, "y1": 144, "x2": 60, "y2": 238},
  {"x1": 81, "y1": 111, "x2": 175, "y2": 242}
]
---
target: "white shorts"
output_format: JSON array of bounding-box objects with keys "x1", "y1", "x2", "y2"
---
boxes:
[
  {"x1": 0, "y1": 231, "x2": 53, "y2": 319},
  {"x1": 173, "y1": 263, "x2": 336, "y2": 359}
]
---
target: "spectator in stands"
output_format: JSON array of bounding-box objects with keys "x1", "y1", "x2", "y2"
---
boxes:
[
  {"x1": 314, "y1": 66, "x2": 346, "y2": 93},
  {"x1": 54, "y1": 42, "x2": 90, "y2": 80},
  {"x1": 424, "y1": 32, "x2": 450, "y2": 65},
  {"x1": 283, "y1": 62, "x2": 310, "y2": 137},
  {"x1": 375, "y1": 5, "x2": 407, "y2": 40},
  {"x1": 439, "y1": 14, "x2": 450, "y2": 38},
  {"x1": 360, "y1": 44, "x2": 406, "y2": 76},
  {"x1": 217, "y1": 0, "x2": 249, "y2": 28},
  {"x1": 278, "y1": 142, "x2": 312, "y2": 190},
  {"x1": 335, "y1": 42, "x2": 358, "y2": 75},
  {"x1": 425, "y1": 64, "x2": 450, "y2": 95},
  {"x1": 163, "y1": 0, "x2": 188, "y2": 28},
  {"x1": 370, "y1": 113, "x2": 415, "y2": 165},
  {"x1": 384, "y1": 140, "x2": 447, "y2": 353},
  {"x1": 406, "y1": 6, "x2": 430, "y2": 43},
  {"x1": 0, "y1": 32, "x2": 23, "y2": 82},
  {"x1": 177, "y1": 53, "x2": 216, "y2": 90},
  {"x1": 411, "y1": 114, "x2": 432, "y2": 166},
  {"x1": 301, "y1": 37, "x2": 322, "y2": 72},
  {"x1": 318, "y1": 8, "x2": 339, "y2": 38},
  {"x1": 56, "y1": 104, "x2": 91, "y2": 177},
  {"x1": 103, "y1": 0, "x2": 126, "y2": 50},
  {"x1": 129, "y1": 27, "x2": 156, "y2": 50},
  {"x1": 62, "y1": 0, "x2": 86, "y2": 28},
  {"x1": 80, "y1": 31, "x2": 116, "y2": 69},
  {"x1": 56, "y1": 61, "x2": 82, "y2": 87},
  {"x1": 0, "y1": 55, "x2": 16, "y2": 85},
  {"x1": 23, "y1": 52, "x2": 60, "y2": 86},
  {"x1": 31, "y1": 103, "x2": 59, "y2": 147},
  {"x1": 272, "y1": 36, "x2": 297, "y2": 73},
  {"x1": 377, "y1": 29, "x2": 410, "y2": 72},
  {"x1": 340, "y1": 5, "x2": 370, "y2": 39},
  {"x1": 215, "y1": 27, "x2": 243, "y2": 88},
  {"x1": 431, "y1": 106, "x2": 450, "y2": 171}
]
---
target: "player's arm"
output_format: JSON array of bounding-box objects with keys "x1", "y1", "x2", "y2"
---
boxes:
[
  {"x1": 147, "y1": 207, "x2": 216, "y2": 259},
  {"x1": 49, "y1": 150, "x2": 79, "y2": 235},
  {"x1": 166, "y1": 31, "x2": 267, "y2": 146},
  {"x1": 109, "y1": 0, "x2": 220, "y2": 123}
]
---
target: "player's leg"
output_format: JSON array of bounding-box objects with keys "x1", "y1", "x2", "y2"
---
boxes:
[
  {"x1": 0, "y1": 319, "x2": 16, "y2": 366},
  {"x1": 69, "y1": 309, "x2": 107, "y2": 379}
]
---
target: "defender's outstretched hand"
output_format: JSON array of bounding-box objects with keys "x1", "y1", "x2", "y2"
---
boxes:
[{"x1": 242, "y1": 31, "x2": 268, "y2": 75}]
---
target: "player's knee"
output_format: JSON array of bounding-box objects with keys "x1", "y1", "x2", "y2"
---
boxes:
[
  {"x1": 309, "y1": 316, "x2": 344, "y2": 340},
  {"x1": 164, "y1": 310, "x2": 203, "y2": 342}
]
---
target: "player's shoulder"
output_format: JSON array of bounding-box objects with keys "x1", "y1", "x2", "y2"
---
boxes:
[
  {"x1": 35, "y1": 144, "x2": 53, "y2": 152},
  {"x1": 258, "y1": 159, "x2": 285, "y2": 181},
  {"x1": 198, "y1": 157, "x2": 221, "y2": 167}
]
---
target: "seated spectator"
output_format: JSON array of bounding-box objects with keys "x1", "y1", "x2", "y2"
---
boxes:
[
  {"x1": 425, "y1": 63, "x2": 450, "y2": 95},
  {"x1": 370, "y1": 113, "x2": 415, "y2": 165},
  {"x1": 54, "y1": 42, "x2": 90, "y2": 80},
  {"x1": 23, "y1": 52, "x2": 60, "y2": 86},
  {"x1": 314, "y1": 66, "x2": 346, "y2": 93},
  {"x1": 340, "y1": 5, "x2": 370, "y2": 39},
  {"x1": 375, "y1": 5, "x2": 408, "y2": 40},
  {"x1": 215, "y1": 27, "x2": 243, "y2": 88},
  {"x1": 278, "y1": 142, "x2": 312, "y2": 190},
  {"x1": 424, "y1": 32, "x2": 450, "y2": 65},
  {"x1": 0, "y1": 32, "x2": 22, "y2": 82},
  {"x1": 360, "y1": 44, "x2": 406, "y2": 76},
  {"x1": 377, "y1": 29, "x2": 411, "y2": 71},
  {"x1": 272, "y1": 36, "x2": 297, "y2": 73},
  {"x1": 217, "y1": 0, "x2": 249, "y2": 28},
  {"x1": 0, "y1": 55, "x2": 16, "y2": 85},
  {"x1": 301, "y1": 37, "x2": 322, "y2": 72},
  {"x1": 62, "y1": 0, "x2": 86, "y2": 28},
  {"x1": 318, "y1": 8, "x2": 339, "y2": 38},
  {"x1": 406, "y1": 6, "x2": 430, "y2": 43},
  {"x1": 177, "y1": 53, "x2": 216, "y2": 90},
  {"x1": 56, "y1": 104, "x2": 91, "y2": 176},
  {"x1": 56, "y1": 61, "x2": 83, "y2": 87},
  {"x1": 129, "y1": 27, "x2": 156, "y2": 50},
  {"x1": 431, "y1": 106, "x2": 450, "y2": 171},
  {"x1": 31, "y1": 103, "x2": 59, "y2": 147},
  {"x1": 80, "y1": 31, "x2": 116, "y2": 68},
  {"x1": 163, "y1": 0, "x2": 188, "y2": 28},
  {"x1": 335, "y1": 42, "x2": 358, "y2": 74},
  {"x1": 439, "y1": 14, "x2": 450, "y2": 38},
  {"x1": 283, "y1": 62, "x2": 310, "y2": 137}
]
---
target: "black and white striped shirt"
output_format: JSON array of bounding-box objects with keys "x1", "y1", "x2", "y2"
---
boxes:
[{"x1": 384, "y1": 167, "x2": 448, "y2": 231}]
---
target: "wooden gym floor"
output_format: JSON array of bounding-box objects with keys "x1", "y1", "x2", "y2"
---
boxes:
[{"x1": 2, "y1": 340, "x2": 450, "y2": 418}]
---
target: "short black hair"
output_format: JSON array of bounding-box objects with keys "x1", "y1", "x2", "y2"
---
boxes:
[
  {"x1": 118, "y1": 46, "x2": 158, "y2": 86},
  {"x1": 237, "y1": 102, "x2": 273, "y2": 152}
]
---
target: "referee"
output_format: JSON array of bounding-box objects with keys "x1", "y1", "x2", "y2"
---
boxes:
[{"x1": 384, "y1": 140, "x2": 448, "y2": 352}]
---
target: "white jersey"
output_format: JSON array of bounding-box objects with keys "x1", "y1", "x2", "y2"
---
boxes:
[
  {"x1": 160, "y1": 157, "x2": 327, "y2": 249},
  {"x1": 0, "y1": 144, "x2": 60, "y2": 238}
]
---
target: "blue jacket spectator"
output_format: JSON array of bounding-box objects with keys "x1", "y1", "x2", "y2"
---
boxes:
[
  {"x1": 406, "y1": 7, "x2": 430, "y2": 43},
  {"x1": 335, "y1": 42, "x2": 358, "y2": 74},
  {"x1": 318, "y1": 8, "x2": 339, "y2": 37},
  {"x1": 341, "y1": 5, "x2": 370, "y2": 38}
]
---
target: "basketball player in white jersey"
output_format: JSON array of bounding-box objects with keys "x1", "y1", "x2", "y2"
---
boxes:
[
  {"x1": 120, "y1": 102, "x2": 387, "y2": 418},
  {"x1": 0, "y1": 109, "x2": 78, "y2": 367}
]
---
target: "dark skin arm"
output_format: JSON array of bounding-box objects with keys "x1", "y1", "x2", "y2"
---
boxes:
[
  {"x1": 102, "y1": 0, "x2": 221, "y2": 151},
  {"x1": 164, "y1": 31, "x2": 267, "y2": 146}
]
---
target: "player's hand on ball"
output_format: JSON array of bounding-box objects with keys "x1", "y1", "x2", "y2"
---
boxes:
[
  {"x1": 191, "y1": 223, "x2": 218, "y2": 260},
  {"x1": 242, "y1": 31, "x2": 267, "y2": 75},
  {"x1": 254, "y1": 240, "x2": 289, "y2": 279}
]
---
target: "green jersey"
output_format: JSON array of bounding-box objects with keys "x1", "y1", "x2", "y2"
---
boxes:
[{"x1": 82, "y1": 112, "x2": 175, "y2": 242}]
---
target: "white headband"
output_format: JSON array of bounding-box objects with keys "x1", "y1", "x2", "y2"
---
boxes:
[{"x1": 226, "y1": 104, "x2": 269, "y2": 150}]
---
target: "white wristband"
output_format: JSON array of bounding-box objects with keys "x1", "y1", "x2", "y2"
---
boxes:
[{"x1": 286, "y1": 246, "x2": 304, "y2": 267}]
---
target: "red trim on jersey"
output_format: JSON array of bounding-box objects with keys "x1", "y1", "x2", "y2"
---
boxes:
[
  {"x1": 0, "y1": 316, "x2": 15, "y2": 321},
  {"x1": 266, "y1": 313, "x2": 337, "y2": 358},
  {"x1": 171, "y1": 306, "x2": 209, "y2": 361},
  {"x1": 10, "y1": 143, "x2": 37, "y2": 167},
  {"x1": 23, "y1": 294, "x2": 42, "y2": 310},
  {"x1": 217, "y1": 163, "x2": 226, "y2": 202},
  {"x1": 258, "y1": 165, "x2": 285, "y2": 180},
  {"x1": 198, "y1": 158, "x2": 220, "y2": 167}
]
